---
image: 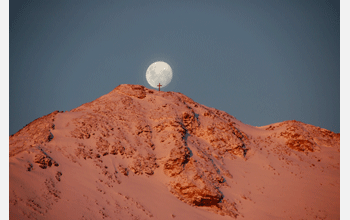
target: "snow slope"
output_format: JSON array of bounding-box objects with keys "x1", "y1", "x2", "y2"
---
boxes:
[{"x1": 9, "y1": 84, "x2": 340, "y2": 219}]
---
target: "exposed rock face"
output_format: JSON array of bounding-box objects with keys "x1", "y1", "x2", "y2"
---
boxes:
[
  {"x1": 34, "y1": 152, "x2": 59, "y2": 169},
  {"x1": 277, "y1": 120, "x2": 340, "y2": 153},
  {"x1": 113, "y1": 84, "x2": 147, "y2": 99},
  {"x1": 70, "y1": 85, "x2": 247, "y2": 215},
  {"x1": 9, "y1": 84, "x2": 340, "y2": 220},
  {"x1": 9, "y1": 110, "x2": 59, "y2": 157}
]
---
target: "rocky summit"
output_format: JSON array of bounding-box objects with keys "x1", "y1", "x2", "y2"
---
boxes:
[{"x1": 9, "y1": 84, "x2": 340, "y2": 219}]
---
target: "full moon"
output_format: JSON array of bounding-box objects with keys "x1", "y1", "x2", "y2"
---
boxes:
[{"x1": 146, "y1": 61, "x2": 173, "y2": 89}]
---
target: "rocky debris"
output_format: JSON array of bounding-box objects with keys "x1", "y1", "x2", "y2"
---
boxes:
[
  {"x1": 9, "y1": 110, "x2": 60, "y2": 157},
  {"x1": 265, "y1": 125, "x2": 275, "y2": 130},
  {"x1": 55, "y1": 172, "x2": 62, "y2": 181},
  {"x1": 70, "y1": 116, "x2": 97, "y2": 139},
  {"x1": 318, "y1": 127, "x2": 340, "y2": 139},
  {"x1": 118, "y1": 165, "x2": 129, "y2": 176},
  {"x1": 70, "y1": 127, "x2": 91, "y2": 139},
  {"x1": 153, "y1": 120, "x2": 185, "y2": 137},
  {"x1": 25, "y1": 198, "x2": 45, "y2": 216},
  {"x1": 278, "y1": 120, "x2": 340, "y2": 151},
  {"x1": 163, "y1": 141, "x2": 237, "y2": 216},
  {"x1": 44, "y1": 178, "x2": 61, "y2": 200},
  {"x1": 75, "y1": 145, "x2": 94, "y2": 160},
  {"x1": 96, "y1": 137, "x2": 110, "y2": 155},
  {"x1": 286, "y1": 139, "x2": 315, "y2": 152},
  {"x1": 136, "y1": 124, "x2": 152, "y2": 138},
  {"x1": 280, "y1": 127, "x2": 317, "y2": 153},
  {"x1": 167, "y1": 158, "x2": 224, "y2": 206},
  {"x1": 114, "y1": 84, "x2": 147, "y2": 99},
  {"x1": 109, "y1": 141, "x2": 126, "y2": 155},
  {"x1": 280, "y1": 121, "x2": 319, "y2": 153},
  {"x1": 194, "y1": 122, "x2": 248, "y2": 158},
  {"x1": 129, "y1": 154, "x2": 159, "y2": 175},
  {"x1": 169, "y1": 178, "x2": 223, "y2": 206},
  {"x1": 34, "y1": 153, "x2": 59, "y2": 169},
  {"x1": 166, "y1": 156, "x2": 238, "y2": 217},
  {"x1": 182, "y1": 111, "x2": 200, "y2": 133},
  {"x1": 101, "y1": 168, "x2": 115, "y2": 183},
  {"x1": 26, "y1": 162, "x2": 33, "y2": 171},
  {"x1": 312, "y1": 126, "x2": 340, "y2": 149},
  {"x1": 214, "y1": 199, "x2": 239, "y2": 218},
  {"x1": 164, "y1": 145, "x2": 191, "y2": 177}
]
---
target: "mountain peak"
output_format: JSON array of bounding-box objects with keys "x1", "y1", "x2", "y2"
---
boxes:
[
  {"x1": 113, "y1": 84, "x2": 148, "y2": 99},
  {"x1": 9, "y1": 84, "x2": 340, "y2": 219}
]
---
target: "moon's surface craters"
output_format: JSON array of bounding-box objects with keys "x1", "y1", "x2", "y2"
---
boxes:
[{"x1": 146, "y1": 61, "x2": 173, "y2": 88}]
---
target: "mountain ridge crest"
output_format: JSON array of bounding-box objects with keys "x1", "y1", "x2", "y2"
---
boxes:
[{"x1": 9, "y1": 84, "x2": 340, "y2": 219}]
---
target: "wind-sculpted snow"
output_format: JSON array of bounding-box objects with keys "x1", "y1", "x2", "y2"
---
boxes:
[{"x1": 9, "y1": 84, "x2": 340, "y2": 219}]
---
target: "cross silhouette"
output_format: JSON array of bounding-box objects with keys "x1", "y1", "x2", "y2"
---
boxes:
[{"x1": 157, "y1": 83, "x2": 162, "y2": 91}]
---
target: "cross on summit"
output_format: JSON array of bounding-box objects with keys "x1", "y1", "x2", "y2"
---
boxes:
[{"x1": 157, "y1": 83, "x2": 162, "y2": 91}]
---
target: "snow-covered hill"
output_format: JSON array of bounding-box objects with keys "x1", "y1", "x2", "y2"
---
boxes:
[{"x1": 9, "y1": 84, "x2": 340, "y2": 219}]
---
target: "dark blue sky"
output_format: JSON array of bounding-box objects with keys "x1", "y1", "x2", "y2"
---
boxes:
[{"x1": 9, "y1": 0, "x2": 340, "y2": 135}]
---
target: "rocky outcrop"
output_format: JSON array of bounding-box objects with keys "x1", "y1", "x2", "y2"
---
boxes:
[
  {"x1": 163, "y1": 145, "x2": 191, "y2": 177},
  {"x1": 65, "y1": 85, "x2": 245, "y2": 216},
  {"x1": 129, "y1": 153, "x2": 159, "y2": 175},
  {"x1": 34, "y1": 152, "x2": 59, "y2": 169},
  {"x1": 114, "y1": 84, "x2": 147, "y2": 99},
  {"x1": 279, "y1": 120, "x2": 340, "y2": 153},
  {"x1": 9, "y1": 111, "x2": 60, "y2": 157}
]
